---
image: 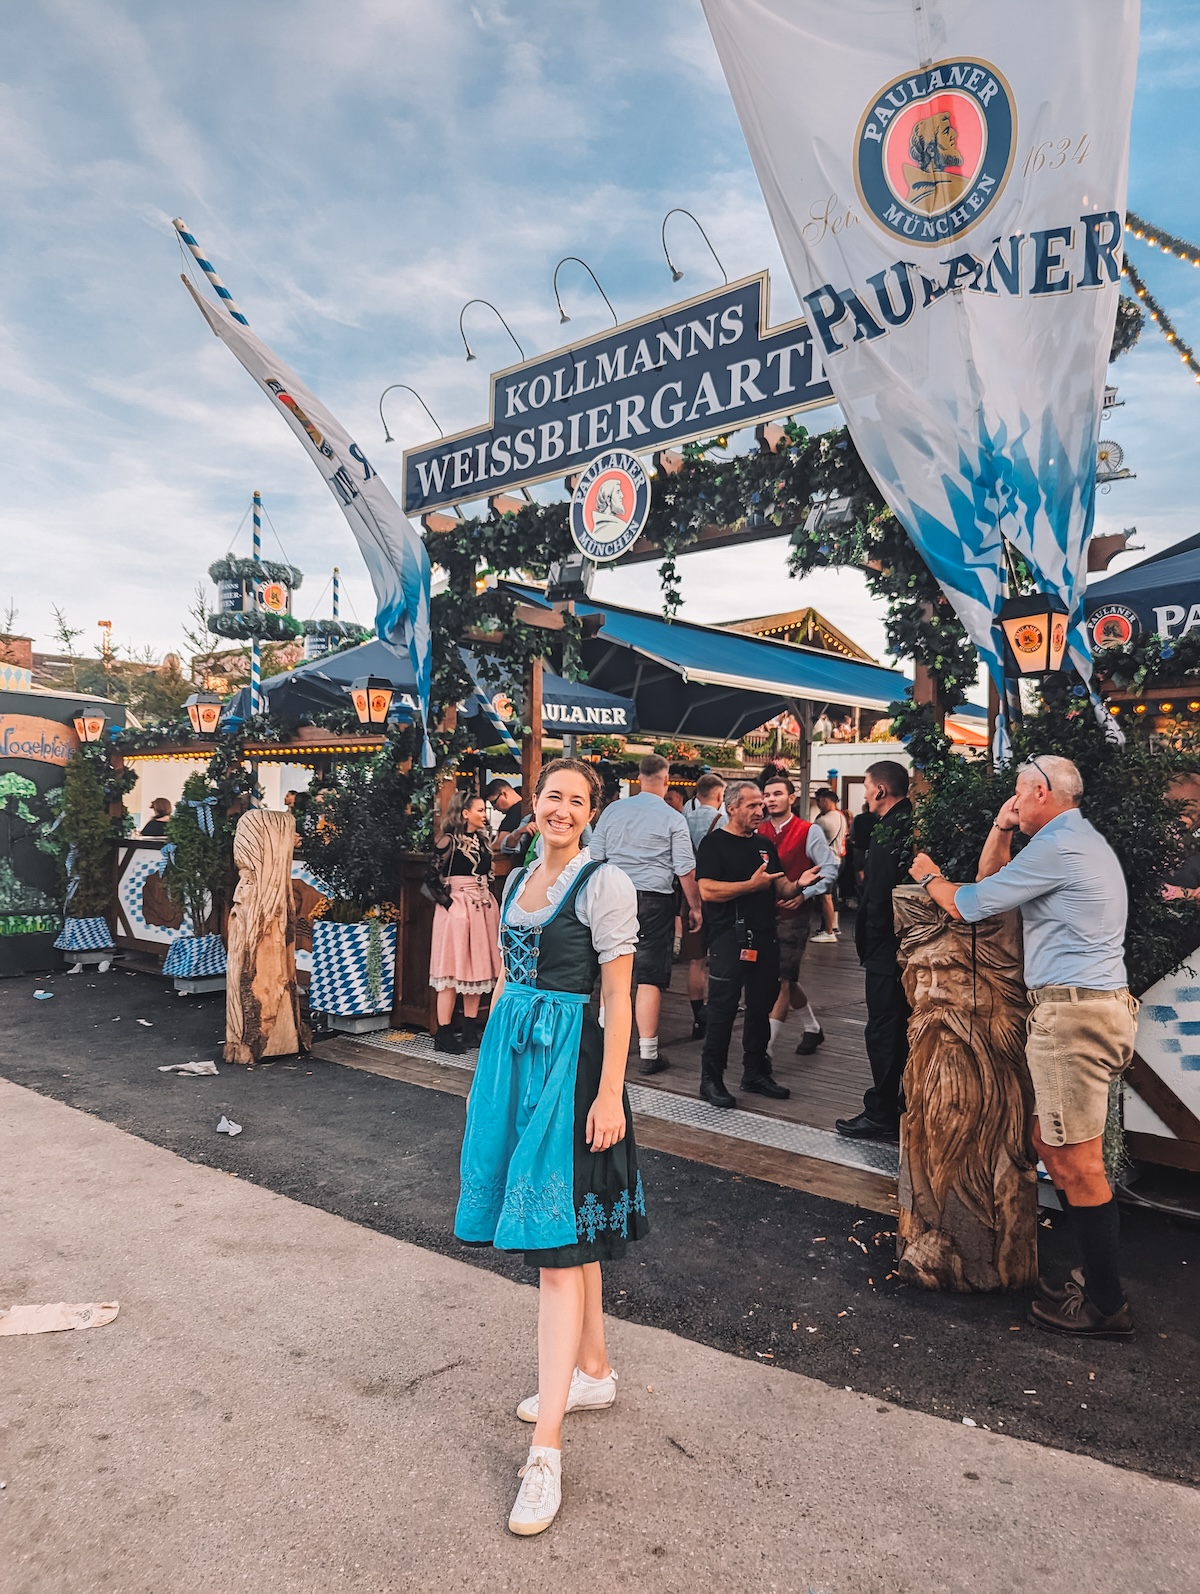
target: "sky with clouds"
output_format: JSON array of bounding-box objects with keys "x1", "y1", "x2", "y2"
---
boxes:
[{"x1": 2, "y1": 0, "x2": 1197, "y2": 684}]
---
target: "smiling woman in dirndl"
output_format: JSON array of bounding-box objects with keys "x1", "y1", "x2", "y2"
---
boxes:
[{"x1": 455, "y1": 757, "x2": 647, "y2": 1536}]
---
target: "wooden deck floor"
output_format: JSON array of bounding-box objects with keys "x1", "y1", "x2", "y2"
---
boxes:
[{"x1": 630, "y1": 911, "x2": 873, "y2": 1133}]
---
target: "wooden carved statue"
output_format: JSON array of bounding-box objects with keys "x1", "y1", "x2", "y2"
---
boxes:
[
  {"x1": 225, "y1": 809, "x2": 309, "y2": 1065},
  {"x1": 893, "y1": 885, "x2": 1038, "y2": 1292}
]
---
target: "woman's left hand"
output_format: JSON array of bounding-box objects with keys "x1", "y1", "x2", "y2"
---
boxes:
[{"x1": 586, "y1": 1089, "x2": 627, "y2": 1153}]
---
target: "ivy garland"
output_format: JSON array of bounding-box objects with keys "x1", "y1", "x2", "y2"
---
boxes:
[
  {"x1": 207, "y1": 611, "x2": 303, "y2": 641},
  {"x1": 208, "y1": 556, "x2": 304, "y2": 590}
]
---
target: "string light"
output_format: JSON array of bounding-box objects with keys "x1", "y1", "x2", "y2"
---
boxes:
[
  {"x1": 1126, "y1": 211, "x2": 1200, "y2": 270},
  {"x1": 1122, "y1": 256, "x2": 1200, "y2": 385}
]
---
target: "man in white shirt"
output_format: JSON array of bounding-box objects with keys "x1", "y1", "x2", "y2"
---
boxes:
[
  {"x1": 589, "y1": 754, "x2": 702, "y2": 1074},
  {"x1": 811, "y1": 788, "x2": 847, "y2": 942}
]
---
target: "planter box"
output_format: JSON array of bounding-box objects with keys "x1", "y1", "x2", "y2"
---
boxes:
[
  {"x1": 310, "y1": 920, "x2": 396, "y2": 1021},
  {"x1": 54, "y1": 916, "x2": 115, "y2": 954},
  {"x1": 163, "y1": 932, "x2": 227, "y2": 994}
]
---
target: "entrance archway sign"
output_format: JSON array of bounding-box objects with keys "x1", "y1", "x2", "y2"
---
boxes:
[
  {"x1": 402, "y1": 272, "x2": 834, "y2": 515},
  {"x1": 570, "y1": 450, "x2": 651, "y2": 562}
]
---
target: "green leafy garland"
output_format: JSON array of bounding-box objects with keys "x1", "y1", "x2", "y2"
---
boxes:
[{"x1": 208, "y1": 556, "x2": 304, "y2": 590}]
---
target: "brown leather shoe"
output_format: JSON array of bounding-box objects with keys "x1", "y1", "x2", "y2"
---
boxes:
[
  {"x1": 1028, "y1": 1291, "x2": 1134, "y2": 1341},
  {"x1": 1035, "y1": 1267, "x2": 1085, "y2": 1305}
]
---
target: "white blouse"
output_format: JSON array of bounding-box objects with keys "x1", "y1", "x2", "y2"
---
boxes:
[{"x1": 502, "y1": 848, "x2": 639, "y2": 964}]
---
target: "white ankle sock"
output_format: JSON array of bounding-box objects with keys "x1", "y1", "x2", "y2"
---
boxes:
[
  {"x1": 799, "y1": 1004, "x2": 820, "y2": 1033},
  {"x1": 639, "y1": 1036, "x2": 659, "y2": 1060},
  {"x1": 768, "y1": 1017, "x2": 784, "y2": 1054}
]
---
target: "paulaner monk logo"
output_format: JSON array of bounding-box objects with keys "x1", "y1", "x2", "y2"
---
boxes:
[{"x1": 855, "y1": 59, "x2": 1016, "y2": 246}]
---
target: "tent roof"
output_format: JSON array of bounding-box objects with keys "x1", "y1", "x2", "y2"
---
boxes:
[
  {"x1": 507, "y1": 585, "x2": 910, "y2": 742},
  {"x1": 1087, "y1": 542, "x2": 1200, "y2": 602}
]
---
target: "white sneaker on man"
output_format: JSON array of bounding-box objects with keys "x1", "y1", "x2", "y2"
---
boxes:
[
  {"x1": 516, "y1": 1366, "x2": 617, "y2": 1423},
  {"x1": 508, "y1": 1446, "x2": 562, "y2": 1535},
  {"x1": 810, "y1": 930, "x2": 839, "y2": 944}
]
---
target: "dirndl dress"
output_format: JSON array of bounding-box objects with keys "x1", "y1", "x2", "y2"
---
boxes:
[{"x1": 454, "y1": 856, "x2": 649, "y2": 1267}]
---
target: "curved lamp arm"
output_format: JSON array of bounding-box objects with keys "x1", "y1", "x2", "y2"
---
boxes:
[
  {"x1": 378, "y1": 384, "x2": 444, "y2": 444},
  {"x1": 552, "y1": 256, "x2": 619, "y2": 327},
  {"x1": 660, "y1": 208, "x2": 729, "y2": 286},
  {"x1": 458, "y1": 298, "x2": 525, "y2": 363}
]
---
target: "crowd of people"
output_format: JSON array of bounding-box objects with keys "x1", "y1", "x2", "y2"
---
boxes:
[
  {"x1": 426, "y1": 753, "x2": 901, "y2": 1121},
  {"x1": 425, "y1": 747, "x2": 1139, "y2": 1535}
]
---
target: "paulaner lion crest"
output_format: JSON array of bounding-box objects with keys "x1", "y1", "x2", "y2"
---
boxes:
[{"x1": 855, "y1": 59, "x2": 1016, "y2": 245}]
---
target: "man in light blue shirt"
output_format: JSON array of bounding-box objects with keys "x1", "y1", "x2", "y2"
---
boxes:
[
  {"x1": 910, "y1": 755, "x2": 1137, "y2": 1341},
  {"x1": 589, "y1": 753, "x2": 702, "y2": 1075}
]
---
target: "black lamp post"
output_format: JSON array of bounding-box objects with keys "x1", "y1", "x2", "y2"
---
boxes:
[
  {"x1": 349, "y1": 676, "x2": 394, "y2": 725},
  {"x1": 184, "y1": 692, "x2": 222, "y2": 736}
]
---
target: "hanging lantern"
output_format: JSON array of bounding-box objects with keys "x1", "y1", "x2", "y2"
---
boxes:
[
  {"x1": 997, "y1": 593, "x2": 1069, "y2": 676},
  {"x1": 73, "y1": 709, "x2": 108, "y2": 743},
  {"x1": 184, "y1": 691, "x2": 223, "y2": 735},
  {"x1": 349, "y1": 676, "x2": 394, "y2": 725}
]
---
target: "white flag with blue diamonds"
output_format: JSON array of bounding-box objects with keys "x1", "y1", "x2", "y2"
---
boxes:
[
  {"x1": 182, "y1": 276, "x2": 434, "y2": 763},
  {"x1": 701, "y1": 0, "x2": 1139, "y2": 686}
]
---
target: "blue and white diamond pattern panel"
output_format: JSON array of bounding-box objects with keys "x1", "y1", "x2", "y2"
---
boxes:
[
  {"x1": 309, "y1": 921, "x2": 396, "y2": 1016},
  {"x1": 54, "y1": 915, "x2": 115, "y2": 952},
  {"x1": 1128, "y1": 948, "x2": 1200, "y2": 1134},
  {"x1": 117, "y1": 846, "x2": 198, "y2": 945},
  {"x1": 163, "y1": 933, "x2": 227, "y2": 978}
]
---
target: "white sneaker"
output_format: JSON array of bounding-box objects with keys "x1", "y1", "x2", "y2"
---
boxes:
[
  {"x1": 516, "y1": 1366, "x2": 617, "y2": 1423},
  {"x1": 810, "y1": 930, "x2": 839, "y2": 944},
  {"x1": 508, "y1": 1446, "x2": 562, "y2": 1536}
]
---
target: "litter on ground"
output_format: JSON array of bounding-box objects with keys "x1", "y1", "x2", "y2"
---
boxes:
[
  {"x1": 216, "y1": 1116, "x2": 243, "y2": 1136},
  {"x1": 0, "y1": 1301, "x2": 119, "y2": 1336},
  {"x1": 159, "y1": 1061, "x2": 219, "y2": 1076}
]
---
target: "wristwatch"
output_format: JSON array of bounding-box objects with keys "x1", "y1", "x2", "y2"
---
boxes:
[{"x1": 918, "y1": 871, "x2": 941, "y2": 890}]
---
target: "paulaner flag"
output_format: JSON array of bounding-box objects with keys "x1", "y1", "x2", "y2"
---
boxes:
[
  {"x1": 701, "y1": 0, "x2": 1139, "y2": 697},
  {"x1": 179, "y1": 263, "x2": 434, "y2": 765}
]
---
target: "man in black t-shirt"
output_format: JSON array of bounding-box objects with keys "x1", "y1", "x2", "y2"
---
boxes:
[{"x1": 695, "y1": 778, "x2": 818, "y2": 1108}]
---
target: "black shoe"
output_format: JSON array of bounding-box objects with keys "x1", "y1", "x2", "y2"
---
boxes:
[
  {"x1": 795, "y1": 1027, "x2": 825, "y2": 1056},
  {"x1": 459, "y1": 1017, "x2": 483, "y2": 1050},
  {"x1": 434, "y1": 1028, "x2": 466, "y2": 1055},
  {"x1": 740, "y1": 1074, "x2": 790, "y2": 1099},
  {"x1": 639, "y1": 1052, "x2": 670, "y2": 1076},
  {"x1": 1035, "y1": 1267, "x2": 1085, "y2": 1305},
  {"x1": 690, "y1": 1016, "x2": 708, "y2": 1041},
  {"x1": 834, "y1": 1111, "x2": 898, "y2": 1140},
  {"x1": 1028, "y1": 1292, "x2": 1134, "y2": 1341},
  {"x1": 700, "y1": 1079, "x2": 736, "y2": 1108}
]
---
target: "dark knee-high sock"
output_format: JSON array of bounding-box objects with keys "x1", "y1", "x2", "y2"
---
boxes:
[{"x1": 1070, "y1": 1197, "x2": 1124, "y2": 1314}]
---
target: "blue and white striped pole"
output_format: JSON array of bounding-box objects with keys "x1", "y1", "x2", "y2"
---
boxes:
[
  {"x1": 250, "y1": 490, "x2": 262, "y2": 714},
  {"x1": 332, "y1": 566, "x2": 340, "y2": 620},
  {"x1": 172, "y1": 219, "x2": 250, "y2": 326}
]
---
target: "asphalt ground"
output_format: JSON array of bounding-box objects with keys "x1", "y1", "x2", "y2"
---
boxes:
[{"x1": 1, "y1": 967, "x2": 1197, "y2": 1488}]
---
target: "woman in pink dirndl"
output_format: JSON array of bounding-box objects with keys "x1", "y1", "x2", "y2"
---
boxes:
[{"x1": 428, "y1": 792, "x2": 502, "y2": 1053}]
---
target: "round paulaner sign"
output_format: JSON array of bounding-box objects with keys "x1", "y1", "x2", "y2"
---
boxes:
[
  {"x1": 854, "y1": 59, "x2": 1016, "y2": 246},
  {"x1": 570, "y1": 451, "x2": 651, "y2": 562}
]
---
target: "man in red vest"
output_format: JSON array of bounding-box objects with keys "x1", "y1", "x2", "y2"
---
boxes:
[{"x1": 758, "y1": 775, "x2": 839, "y2": 1057}]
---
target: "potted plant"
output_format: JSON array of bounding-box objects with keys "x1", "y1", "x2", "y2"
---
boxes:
[
  {"x1": 296, "y1": 742, "x2": 425, "y2": 1033},
  {"x1": 52, "y1": 745, "x2": 134, "y2": 972},
  {"x1": 161, "y1": 772, "x2": 229, "y2": 992}
]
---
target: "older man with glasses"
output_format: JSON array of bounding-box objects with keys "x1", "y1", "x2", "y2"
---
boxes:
[{"x1": 909, "y1": 754, "x2": 1138, "y2": 1341}]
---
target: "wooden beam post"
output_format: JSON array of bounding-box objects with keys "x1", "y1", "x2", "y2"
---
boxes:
[{"x1": 522, "y1": 655, "x2": 543, "y2": 804}]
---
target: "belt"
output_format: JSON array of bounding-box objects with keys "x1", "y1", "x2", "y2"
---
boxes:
[{"x1": 1028, "y1": 985, "x2": 1129, "y2": 1005}]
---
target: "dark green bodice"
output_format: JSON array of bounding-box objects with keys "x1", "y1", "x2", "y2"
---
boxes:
[{"x1": 500, "y1": 859, "x2": 602, "y2": 996}]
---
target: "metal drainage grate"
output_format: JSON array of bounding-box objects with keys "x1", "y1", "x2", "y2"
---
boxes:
[{"x1": 353, "y1": 1030, "x2": 899, "y2": 1179}]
